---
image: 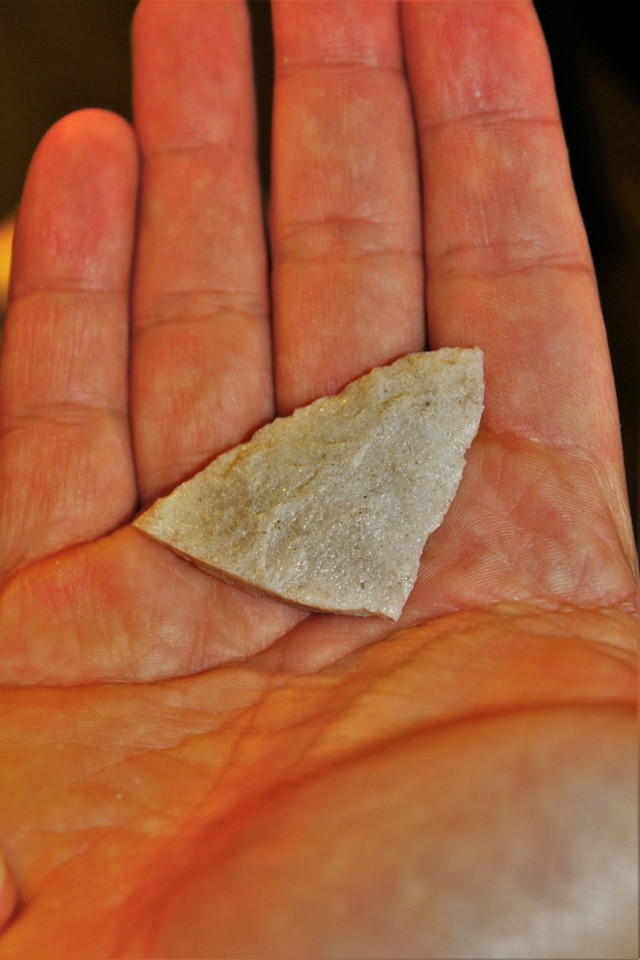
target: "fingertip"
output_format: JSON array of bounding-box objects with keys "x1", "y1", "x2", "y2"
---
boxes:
[
  {"x1": 36, "y1": 107, "x2": 135, "y2": 156},
  {"x1": 11, "y1": 108, "x2": 139, "y2": 298},
  {"x1": 25, "y1": 107, "x2": 138, "y2": 188}
]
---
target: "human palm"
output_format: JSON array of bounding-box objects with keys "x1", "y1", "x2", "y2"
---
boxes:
[{"x1": 0, "y1": 3, "x2": 636, "y2": 958}]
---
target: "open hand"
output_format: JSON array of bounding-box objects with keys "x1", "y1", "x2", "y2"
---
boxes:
[{"x1": 0, "y1": 3, "x2": 636, "y2": 956}]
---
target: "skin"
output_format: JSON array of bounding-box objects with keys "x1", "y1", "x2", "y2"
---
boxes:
[{"x1": 0, "y1": 1, "x2": 636, "y2": 956}]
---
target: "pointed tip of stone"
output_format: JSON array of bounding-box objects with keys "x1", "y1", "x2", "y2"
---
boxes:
[{"x1": 134, "y1": 348, "x2": 484, "y2": 619}]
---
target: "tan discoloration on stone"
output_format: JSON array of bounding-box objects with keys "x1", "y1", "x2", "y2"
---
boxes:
[{"x1": 134, "y1": 348, "x2": 484, "y2": 619}]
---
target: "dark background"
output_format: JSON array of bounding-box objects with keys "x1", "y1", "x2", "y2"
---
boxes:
[{"x1": 0, "y1": 1, "x2": 637, "y2": 528}]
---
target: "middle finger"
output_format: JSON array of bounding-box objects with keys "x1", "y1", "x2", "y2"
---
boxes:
[{"x1": 271, "y1": 0, "x2": 425, "y2": 414}]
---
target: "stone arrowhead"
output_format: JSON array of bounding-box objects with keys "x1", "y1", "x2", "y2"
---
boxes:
[{"x1": 133, "y1": 348, "x2": 484, "y2": 619}]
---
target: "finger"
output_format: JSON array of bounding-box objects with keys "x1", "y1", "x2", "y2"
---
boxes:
[
  {"x1": 0, "y1": 110, "x2": 138, "y2": 577},
  {"x1": 131, "y1": 0, "x2": 273, "y2": 502},
  {"x1": 402, "y1": 1, "x2": 624, "y2": 467},
  {"x1": 271, "y1": 0, "x2": 424, "y2": 413}
]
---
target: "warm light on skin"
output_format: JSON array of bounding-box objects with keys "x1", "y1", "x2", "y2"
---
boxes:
[
  {"x1": 0, "y1": 0, "x2": 636, "y2": 955},
  {"x1": 0, "y1": 213, "x2": 15, "y2": 313}
]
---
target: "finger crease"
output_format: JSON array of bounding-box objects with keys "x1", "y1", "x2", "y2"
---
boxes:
[
  {"x1": 276, "y1": 245, "x2": 422, "y2": 267},
  {"x1": 276, "y1": 60, "x2": 406, "y2": 82},
  {"x1": 134, "y1": 303, "x2": 268, "y2": 337},
  {"x1": 141, "y1": 139, "x2": 257, "y2": 164},
  {"x1": 2, "y1": 401, "x2": 128, "y2": 435},
  {"x1": 8, "y1": 287, "x2": 127, "y2": 309},
  {"x1": 429, "y1": 243, "x2": 593, "y2": 282},
  {"x1": 418, "y1": 110, "x2": 561, "y2": 138}
]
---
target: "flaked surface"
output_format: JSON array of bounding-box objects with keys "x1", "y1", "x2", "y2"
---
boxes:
[{"x1": 133, "y1": 348, "x2": 484, "y2": 619}]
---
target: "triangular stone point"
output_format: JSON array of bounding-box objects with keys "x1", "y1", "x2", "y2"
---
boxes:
[{"x1": 134, "y1": 348, "x2": 484, "y2": 619}]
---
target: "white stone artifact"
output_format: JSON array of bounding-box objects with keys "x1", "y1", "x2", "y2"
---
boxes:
[{"x1": 133, "y1": 348, "x2": 484, "y2": 619}]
